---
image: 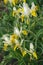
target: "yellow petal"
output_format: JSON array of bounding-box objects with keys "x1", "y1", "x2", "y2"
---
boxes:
[
  {"x1": 23, "y1": 0, "x2": 26, "y2": 3},
  {"x1": 4, "y1": 0, "x2": 8, "y2": 4},
  {"x1": 10, "y1": 34, "x2": 18, "y2": 43},
  {"x1": 17, "y1": 8, "x2": 24, "y2": 13},
  {"x1": 3, "y1": 43, "x2": 8, "y2": 51},
  {"x1": 22, "y1": 30, "x2": 28, "y2": 35},
  {"x1": 31, "y1": 10, "x2": 37, "y2": 17},
  {"x1": 21, "y1": 15, "x2": 24, "y2": 22},
  {"x1": 33, "y1": 52, "x2": 38, "y2": 59},
  {"x1": 14, "y1": 45, "x2": 18, "y2": 51},
  {"x1": 12, "y1": 11, "x2": 17, "y2": 16},
  {"x1": 22, "y1": 50, "x2": 27, "y2": 56},
  {"x1": 12, "y1": 0, "x2": 18, "y2": 6}
]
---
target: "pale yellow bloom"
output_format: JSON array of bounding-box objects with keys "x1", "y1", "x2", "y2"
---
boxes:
[
  {"x1": 4, "y1": 0, "x2": 8, "y2": 4},
  {"x1": 3, "y1": 43, "x2": 8, "y2": 51},
  {"x1": 30, "y1": 43, "x2": 38, "y2": 59},
  {"x1": 30, "y1": 2, "x2": 38, "y2": 17},
  {"x1": 33, "y1": 52, "x2": 38, "y2": 59},
  {"x1": 10, "y1": 34, "x2": 18, "y2": 43},
  {"x1": 22, "y1": 30, "x2": 28, "y2": 35},
  {"x1": 17, "y1": 3, "x2": 30, "y2": 16}
]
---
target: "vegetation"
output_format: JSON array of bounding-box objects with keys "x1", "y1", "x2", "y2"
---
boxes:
[{"x1": 0, "y1": 0, "x2": 43, "y2": 65}]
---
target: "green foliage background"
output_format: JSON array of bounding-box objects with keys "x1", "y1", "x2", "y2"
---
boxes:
[{"x1": 0, "y1": 0, "x2": 43, "y2": 65}]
